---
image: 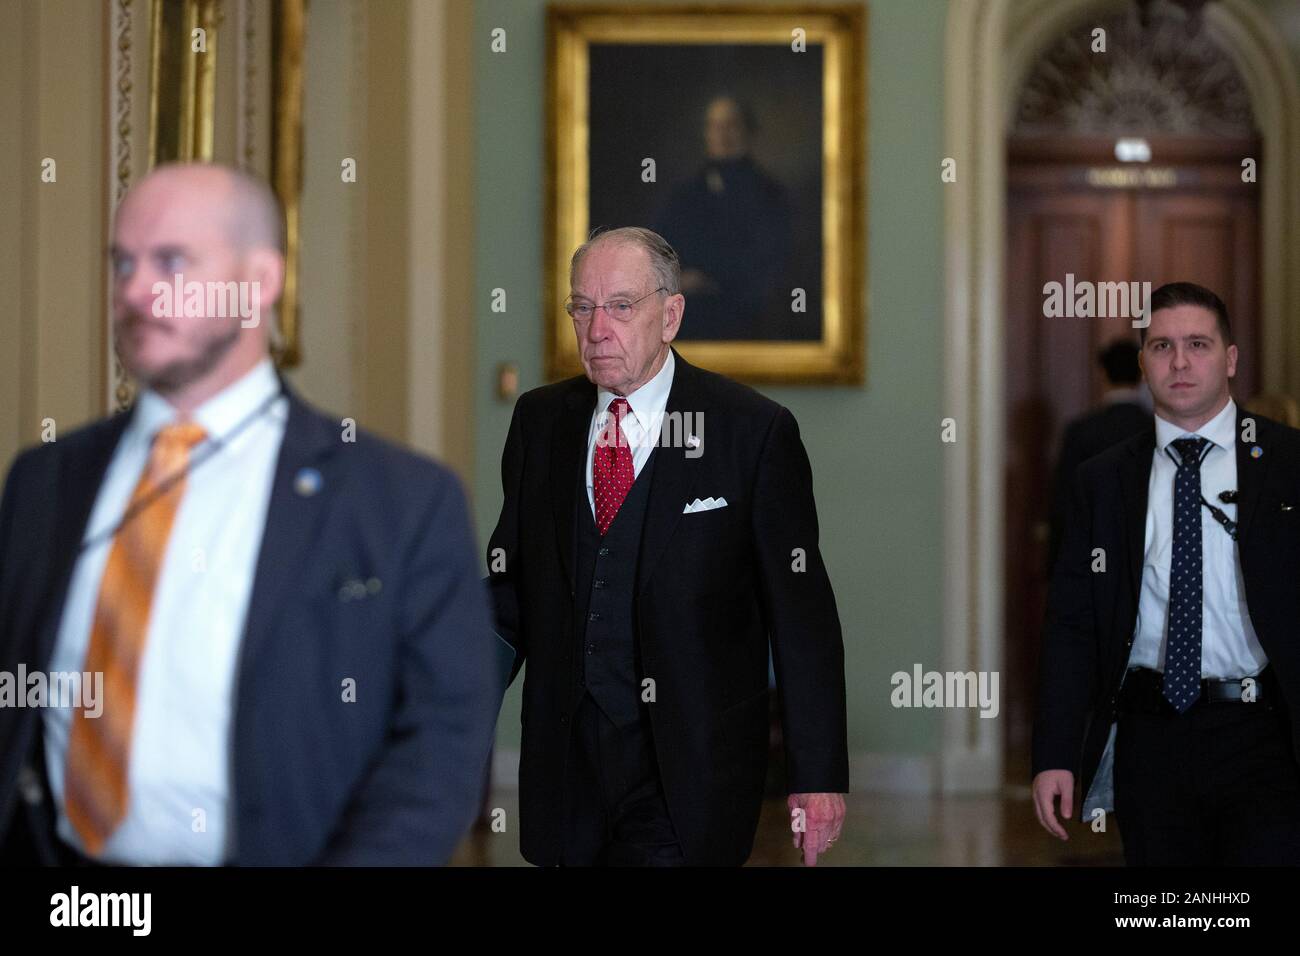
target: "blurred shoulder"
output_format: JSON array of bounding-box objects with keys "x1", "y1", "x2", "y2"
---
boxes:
[
  {"x1": 1243, "y1": 409, "x2": 1300, "y2": 462},
  {"x1": 3, "y1": 411, "x2": 132, "y2": 490},
  {"x1": 290, "y1": 394, "x2": 466, "y2": 506}
]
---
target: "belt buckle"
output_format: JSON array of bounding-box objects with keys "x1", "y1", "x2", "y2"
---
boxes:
[{"x1": 1205, "y1": 674, "x2": 1263, "y2": 706}]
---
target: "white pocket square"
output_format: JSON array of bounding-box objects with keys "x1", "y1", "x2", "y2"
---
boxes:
[{"x1": 683, "y1": 496, "x2": 728, "y2": 514}]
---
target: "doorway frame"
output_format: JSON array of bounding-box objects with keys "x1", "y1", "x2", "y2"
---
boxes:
[{"x1": 941, "y1": 0, "x2": 1300, "y2": 792}]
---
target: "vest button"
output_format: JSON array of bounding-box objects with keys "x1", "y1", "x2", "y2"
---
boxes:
[
  {"x1": 594, "y1": 578, "x2": 607, "y2": 589},
  {"x1": 598, "y1": 547, "x2": 610, "y2": 556},
  {"x1": 586, "y1": 643, "x2": 596, "y2": 654},
  {"x1": 588, "y1": 611, "x2": 601, "y2": 622}
]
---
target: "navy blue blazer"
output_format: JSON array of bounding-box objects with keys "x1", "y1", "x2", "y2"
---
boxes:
[{"x1": 0, "y1": 384, "x2": 501, "y2": 865}]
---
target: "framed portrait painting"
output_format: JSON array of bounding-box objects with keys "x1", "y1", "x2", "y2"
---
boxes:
[{"x1": 546, "y1": 3, "x2": 867, "y2": 384}]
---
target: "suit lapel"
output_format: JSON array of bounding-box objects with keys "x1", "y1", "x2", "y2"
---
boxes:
[
  {"x1": 39, "y1": 410, "x2": 136, "y2": 665},
  {"x1": 637, "y1": 349, "x2": 708, "y2": 595},
  {"x1": 1120, "y1": 425, "x2": 1155, "y2": 598},
  {"x1": 551, "y1": 380, "x2": 595, "y2": 594},
  {"x1": 236, "y1": 387, "x2": 339, "y2": 674},
  {"x1": 1235, "y1": 407, "x2": 1267, "y2": 542}
]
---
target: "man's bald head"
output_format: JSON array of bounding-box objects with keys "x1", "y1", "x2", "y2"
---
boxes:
[
  {"x1": 123, "y1": 162, "x2": 285, "y2": 254},
  {"x1": 110, "y1": 162, "x2": 287, "y2": 409}
]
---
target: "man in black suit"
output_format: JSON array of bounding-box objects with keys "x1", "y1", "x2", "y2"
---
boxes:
[
  {"x1": 1047, "y1": 340, "x2": 1151, "y2": 570},
  {"x1": 0, "y1": 163, "x2": 500, "y2": 865},
  {"x1": 487, "y1": 227, "x2": 848, "y2": 866},
  {"x1": 1033, "y1": 281, "x2": 1300, "y2": 864}
]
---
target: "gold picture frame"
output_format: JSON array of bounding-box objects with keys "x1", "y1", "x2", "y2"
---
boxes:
[
  {"x1": 546, "y1": 3, "x2": 867, "y2": 384},
  {"x1": 146, "y1": 0, "x2": 305, "y2": 367}
]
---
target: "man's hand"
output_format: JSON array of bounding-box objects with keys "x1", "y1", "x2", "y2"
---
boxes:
[
  {"x1": 1032, "y1": 769, "x2": 1075, "y2": 841},
  {"x1": 788, "y1": 792, "x2": 845, "y2": 865}
]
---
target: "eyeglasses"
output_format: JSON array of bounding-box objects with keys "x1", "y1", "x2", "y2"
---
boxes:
[{"x1": 565, "y1": 287, "x2": 666, "y2": 322}]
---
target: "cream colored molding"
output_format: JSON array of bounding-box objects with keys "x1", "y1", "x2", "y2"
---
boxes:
[
  {"x1": 941, "y1": 0, "x2": 1006, "y2": 795},
  {"x1": 406, "y1": 0, "x2": 474, "y2": 477},
  {"x1": 1205, "y1": 0, "x2": 1300, "y2": 394},
  {"x1": 943, "y1": 0, "x2": 1300, "y2": 795},
  {"x1": 408, "y1": 0, "x2": 446, "y2": 465}
]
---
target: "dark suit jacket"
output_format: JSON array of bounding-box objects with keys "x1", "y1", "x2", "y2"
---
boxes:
[
  {"x1": 1047, "y1": 399, "x2": 1152, "y2": 570},
  {"x1": 488, "y1": 348, "x2": 849, "y2": 866},
  {"x1": 0, "y1": 385, "x2": 501, "y2": 865},
  {"x1": 1033, "y1": 407, "x2": 1300, "y2": 806}
]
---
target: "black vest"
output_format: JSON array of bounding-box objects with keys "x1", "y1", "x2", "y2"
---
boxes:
[{"x1": 573, "y1": 448, "x2": 658, "y2": 728}]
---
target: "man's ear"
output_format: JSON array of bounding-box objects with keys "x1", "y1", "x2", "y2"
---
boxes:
[
  {"x1": 246, "y1": 248, "x2": 286, "y2": 307},
  {"x1": 662, "y1": 293, "x2": 685, "y2": 343},
  {"x1": 1226, "y1": 342, "x2": 1239, "y2": 379}
]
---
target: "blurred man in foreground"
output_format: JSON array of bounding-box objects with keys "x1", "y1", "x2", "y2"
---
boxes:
[{"x1": 0, "y1": 163, "x2": 500, "y2": 865}]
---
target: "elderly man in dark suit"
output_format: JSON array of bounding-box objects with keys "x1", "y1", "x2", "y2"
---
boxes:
[
  {"x1": 0, "y1": 163, "x2": 499, "y2": 865},
  {"x1": 487, "y1": 226, "x2": 848, "y2": 866},
  {"x1": 1033, "y1": 282, "x2": 1300, "y2": 864}
]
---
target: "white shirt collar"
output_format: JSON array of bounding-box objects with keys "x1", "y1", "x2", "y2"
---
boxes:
[
  {"x1": 595, "y1": 348, "x2": 675, "y2": 433},
  {"x1": 132, "y1": 358, "x2": 281, "y2": 444},
  {"x1": 1154, "y1": 396, "x2": 1236, "y2": 454}
]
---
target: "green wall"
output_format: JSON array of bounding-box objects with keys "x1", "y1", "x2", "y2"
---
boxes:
[{"x1": 472, "y1": 0, "x2": 948, "y2": 760}]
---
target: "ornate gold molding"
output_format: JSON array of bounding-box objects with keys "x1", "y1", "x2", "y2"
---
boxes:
[
  {"x1": 240, "y1": 0, "x2": 256, "y2": 168},
  {"x1": 110, "y1": 0, "x2": 137, "y2": 413},
  {"x1": 149, "y1": 0, "x2": 222, "y2": 164},
  {"x1": 144, "y1": 0, "x2": 304, "y2": 366},
  {"x1": 271, "y1": 0, "x2": 305, "y2": 367}
]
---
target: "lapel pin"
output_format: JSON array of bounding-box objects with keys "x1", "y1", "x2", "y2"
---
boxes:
[
  {"x1": 294, "y1": 467, "x2": 323, "y2": 497},
  {"x1": 686, "y1": 434, "x2": 700, "y2": 450},
  {"x1": 1250, "y1": 446, "x2": 1263, "y2": 459}
]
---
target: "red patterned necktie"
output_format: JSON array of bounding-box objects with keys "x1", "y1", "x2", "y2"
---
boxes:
[{"x1": 593, "y1": 397, "x2": 635, "y2": 535}]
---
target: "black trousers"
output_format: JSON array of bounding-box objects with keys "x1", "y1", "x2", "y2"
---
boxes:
[
  {"x1": 1114, "y1": 674, "x2": 1300, "y2": 865},
  {"x1": 560, "y1": 692, "x2": 686, "y2": 866}
]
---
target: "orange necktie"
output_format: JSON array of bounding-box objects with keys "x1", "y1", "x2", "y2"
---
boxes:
[{"x1": 64, "y1": 419, "x2": 207, "y2": 854}]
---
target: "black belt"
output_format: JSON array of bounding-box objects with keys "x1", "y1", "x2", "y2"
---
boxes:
[{"x1": 1119, "y1": 666, "x2": 1275, "y2": 715}]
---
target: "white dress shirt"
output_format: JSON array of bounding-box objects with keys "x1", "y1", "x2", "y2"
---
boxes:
[
  {"x1": 1084, "y1": 398, "x2": 1267, "y2": 818},
  {"x1": 42, "y1": 358, "x2": 287, "y2": 865},
  {"x1": 1129, "y1": 397, "x2": 1268, "y2": 678},
  {"x1": 584, "y1": 349, "x2": 676, "y2": 518}
]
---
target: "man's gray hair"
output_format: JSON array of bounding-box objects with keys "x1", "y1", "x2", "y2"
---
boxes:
[{"x1": 569, "y1": 226, "x2": 682, "y2": 296}]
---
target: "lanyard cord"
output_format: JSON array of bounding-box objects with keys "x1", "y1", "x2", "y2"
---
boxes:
[{"x1": 78, "y1": 385, "x2": 287, "y2": 555}]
